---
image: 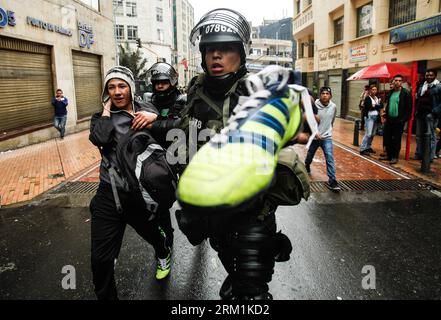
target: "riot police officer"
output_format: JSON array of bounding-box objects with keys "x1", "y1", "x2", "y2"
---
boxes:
[
  {"x1": 146, "y1": 62, "x2": 186, "y2": 249},
  {"x1": 177, "y1": 8, "x2": 305, "y2": 300},
  {"x1": 147, "y1": 62, "x2": 186, "y2": 148}
]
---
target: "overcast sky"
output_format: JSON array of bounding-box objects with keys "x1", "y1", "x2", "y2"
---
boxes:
[{"x1": 188, "y1": 0, "x2": 294, "y2": 27}]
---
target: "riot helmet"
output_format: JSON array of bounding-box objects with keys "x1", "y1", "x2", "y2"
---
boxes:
[
  {"x1": 147, "y1": 62, "x2": 179, "y2": 102},
  {"x1": 190, "y1": 8, "x2": 251, "y2": 70},
  {"x1": 147, "y1": 62, "x2": 178, "y2": 87}
]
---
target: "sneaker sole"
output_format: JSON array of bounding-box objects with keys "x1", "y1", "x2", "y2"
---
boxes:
[
  {"x1": 156, "y1": 272, "x2": 170, "y2": 280},
  {"x1": 328, "y1": 185, "x2": 341, "y2": 192},
  {"x1": 178, "y1": 88, "x2": 302, "y2": 211},
  {"x1": 179, "y1": 174, "x2": 276, "y2": 214}
]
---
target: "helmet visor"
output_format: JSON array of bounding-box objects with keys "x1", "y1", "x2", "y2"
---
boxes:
[{"x1": 147, "y1": 62, "x2": 178, "y2": 86}]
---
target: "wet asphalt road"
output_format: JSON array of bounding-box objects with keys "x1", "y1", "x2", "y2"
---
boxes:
[{"x1": 1, "y1": 190, "x2": 440, "y2": 300}]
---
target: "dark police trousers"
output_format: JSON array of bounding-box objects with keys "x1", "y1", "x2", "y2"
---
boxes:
[
  {"x1": 90, "y1": 183, "x2": 167, "y2": 300},
  {"x1": 209, "y1": 208, "x2": 277, "y2": 298}
]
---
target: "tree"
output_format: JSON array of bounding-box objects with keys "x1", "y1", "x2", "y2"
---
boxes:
[{"x1": 118, "y1": 42, "x2": 148, "y2": 80}]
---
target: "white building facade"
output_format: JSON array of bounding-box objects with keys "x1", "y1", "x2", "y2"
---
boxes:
[
  {"x1": 247, "y1": 19, "x2": 295, "y2": 73},
  {"x1": 173, "y1": 0, "x2": 198, "y2": 87},
  {"x1": 247, "y1": 38, "x2": 293, "y2": 73},
  {"x1": 113, "y1": 0, "x2": 174, "y2": 74}
]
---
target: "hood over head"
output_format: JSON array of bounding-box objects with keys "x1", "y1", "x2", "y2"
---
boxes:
[{"x1": 102, "y1": 66, "x2": 136, "y2": 104}]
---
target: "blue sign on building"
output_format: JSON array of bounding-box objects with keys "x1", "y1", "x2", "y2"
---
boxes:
[
  {"x1": 0, "y1": 6, "x2": 16, "y2": 28},
  {"x1": 390, "y1": 14, "x2": 441, "y2": 44},
  {"x1": 27, "y1": 16, "x2": 72, "y2": 36},
  {"x1": 78, "y1": 22, "x2": 94, "y2": 49}
]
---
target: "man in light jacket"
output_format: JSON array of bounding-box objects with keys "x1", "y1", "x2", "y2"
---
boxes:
[{"x1": 305, "y1": 87, "x2": 341, "y2": 191}]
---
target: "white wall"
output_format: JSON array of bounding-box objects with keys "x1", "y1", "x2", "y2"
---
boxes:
[{"x1": 115, "y1": 0, "x2": 173, "y2": 71}]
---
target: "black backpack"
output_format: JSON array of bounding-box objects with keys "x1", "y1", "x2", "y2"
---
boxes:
[{"x1": 107, "y1": 129, "x2": 177, "y2": 213}]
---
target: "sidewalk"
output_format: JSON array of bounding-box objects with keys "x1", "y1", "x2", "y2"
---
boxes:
[
  {"x1": 1, "y1": 118, "x2": 439, "y2": 207},
  {"x1": 332, "y1": 118, "x2": 441, "y2": 187},
  {"x1": 0, "y1": 131, "x2": 100, "y2": 207}
]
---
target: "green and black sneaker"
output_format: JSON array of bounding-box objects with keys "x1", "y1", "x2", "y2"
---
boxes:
[
  {"x1": 155, "y1": 252, "x2": 171, "y2": 280},
  {"x1": 156, "y1": 228, "x2": 171, "y2": 280}
]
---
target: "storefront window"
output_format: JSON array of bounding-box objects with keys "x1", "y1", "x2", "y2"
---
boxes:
[
  {"x1": 357, "y1": 2, "x2": 373, "y2": 37},
  {"x1": 334, "y1": 16, "x2": 344, "y2": 44},
  {"x1": 389, "y1": 0, "x2": 416, "y2": 28},
  {"x1": 127, "y1": 25, "x2": 138, "y2": 40}
]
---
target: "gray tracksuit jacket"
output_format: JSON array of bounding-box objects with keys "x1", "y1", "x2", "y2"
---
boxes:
[{"x1": 315, "y1": 99, "x2": 337, "y2": 141}]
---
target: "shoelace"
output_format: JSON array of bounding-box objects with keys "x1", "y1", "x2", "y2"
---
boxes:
[
  {"x1": 210, "y1": 66, "x2": 288, "y2": 144},
  {"x1": 158, "y1": 255, "x2": 170, "y2": 270},
  {"x1": 211, "y1": 66, "x2": 318, "y2": 149}
]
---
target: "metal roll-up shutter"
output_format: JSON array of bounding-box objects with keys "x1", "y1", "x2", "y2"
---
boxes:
[
  {"x1": 348, "y1": 80, "x2": 368, "y2": 119},
  {"x1": 0, "y1": 36, "x2": 53, "y2": 134},
  {"x1": 72, "y1": 51, "x2": 102, "y2": 120},
  {"x1": 329, "y1": 75, "x2": 342, "y2": 117}
]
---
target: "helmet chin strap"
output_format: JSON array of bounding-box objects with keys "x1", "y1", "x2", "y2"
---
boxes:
[
  {"x1": 152, "y1": 87, "x2": 178, "y2": 107},
  {"x1": 153, "y1": 85, "x2": 174, "y2": 97},
  {"x1": 206, "y1": 72, "x2": 235, "y2": 81},
  {"x1": 204, "y1": 65, "x2": 248, "y2": 97}
]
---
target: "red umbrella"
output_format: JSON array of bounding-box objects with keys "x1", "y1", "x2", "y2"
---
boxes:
[{"x1": 346, "y1": 62, "x2": 411, "y2": 81}]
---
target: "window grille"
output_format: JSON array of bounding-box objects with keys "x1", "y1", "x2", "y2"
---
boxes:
[
  {"x1": 389, "y1": 0, "x2": 416, "y2": 28},
  {"x1": 357, "y1": 2, "x2": 373, "y2": 37}
]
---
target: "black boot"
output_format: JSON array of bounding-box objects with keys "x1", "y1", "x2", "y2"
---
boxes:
[
  {"x1": 219, "y1": 275, "x2": 234, "y2": 300},
  {"x1": 274, "y1": 231, "x2": 293, "y2": 262},
  {"x1": 239, "y1": 292, "x2": 273, "y2": 300}
]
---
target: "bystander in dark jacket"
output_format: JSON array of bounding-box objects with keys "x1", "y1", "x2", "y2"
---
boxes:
[
  {"x1": 380, "y1": 75, "x2": 412, "y2": 164},
  {"x1": 51, "y1": 89, "x2": 68, "y2": 139},
  {"x1": 414, "y1": 69, "x2": 441, "y2": 161}
]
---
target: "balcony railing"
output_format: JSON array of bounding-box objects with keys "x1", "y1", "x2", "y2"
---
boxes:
[
  {"x1": 294, "y1": 5, "x2": 313, "y2": 33},
  {"x1": 248, "y1": 54, "x2": 293, "y2": 63}
]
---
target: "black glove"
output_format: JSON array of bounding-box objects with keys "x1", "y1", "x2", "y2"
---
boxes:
[
  {"x1": 274, "y1": 231, "x2": 293, "y2": 262},
  {"x1": 175, "y1": 209, "x2": 208, "y2": 246}
]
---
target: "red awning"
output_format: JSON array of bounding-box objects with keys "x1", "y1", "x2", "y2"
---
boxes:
[{"x1": 347, "y1": 62, "x2": 411, "y2": 81}]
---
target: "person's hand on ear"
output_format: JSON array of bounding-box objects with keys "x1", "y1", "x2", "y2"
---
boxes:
[{"x1": 102, "y1": 99, "x2": 112, "y2": 117}]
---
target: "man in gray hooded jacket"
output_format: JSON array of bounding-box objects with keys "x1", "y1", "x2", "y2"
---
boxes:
[
  {"x1": 89, "y1": 66, "x2": 172, "y2": 300},
  {"x1": 304, "y1": 87, "x2": 341, "y2": 191}
]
